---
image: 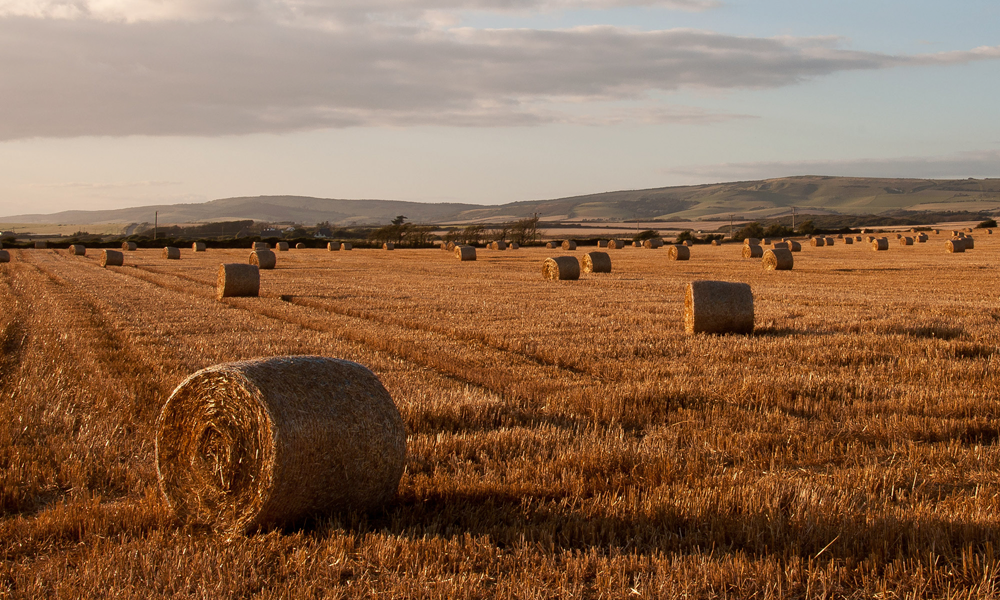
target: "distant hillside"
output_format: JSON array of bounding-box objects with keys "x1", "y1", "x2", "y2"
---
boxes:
[{"x1": 5, "y1": 176, "x2": 1000, "y2": 226}]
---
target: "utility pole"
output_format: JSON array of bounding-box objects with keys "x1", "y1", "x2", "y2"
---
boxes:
[
  {"x1": 729, "y1": 214, "x2": 734, "y2": 239},
  {"x1": 154, "y1": 211, "x2": 158, "y2": 240},
  {"x1": 791, "y1": 207, "x2": 796, "y2": 232}
]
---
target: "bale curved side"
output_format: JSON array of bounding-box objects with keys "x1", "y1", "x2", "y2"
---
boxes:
[
  {"x1": 328, "y1": 242, "x2": 339, "y2": 251},
  {"x1": 899, "y1": 237, "x2": 913, "y2": 246},
  {"x1": 668, "y1": 245, "x2": 690, "y2": 261},
  {"x1": 217, "y1": 263, "x2": 260, "y2": 299},
  {"x1": 545, "y1": 242, "x2": 557, "y2": 249},
  {"x1": 296, "y1": 243, "x2": 306, "y2": 249},
  {"x1": 250, "y1": 249, "x2": 277, "y2": 269},
  {"x1": 70, "y1": 244, "x2": 86, "y2": 256},
  {"x1": 101, "y1": 249, "x2": 124, "y2": 267},
  {"x1": 744, "y1": 238, "x2": 760, "y2": 247},
  {"x1": 843, "y1": 237, "x2": 853, "y2": 245},
  {"x1": 582, "y1": 251, "x2": 611, "y2": 273},
  {"x1": 561, "y1": 240, "x2": 577, "y2": 251},
  {"x1": 762, "y1": 248, "x2": 793, "y2": 270},
  {"x1": 542, "y1": 256, "x2": 580, "y2": 280},
  {"x1": 965, "y1": 236, "x2": 975, "y2": 249},
  {"x1": 0, "y1": 250, "x2": 9, "y2": 263},
  {"x1": 276, "y1": 242, "x2": 289, "y2": 252},
  {"x1": 684, "y1": 280, "x2": 754, "y2": 335},
  {"x1": 342, "y1": 243, "x2": 352, "y2": 251},
  {"x1": 192, "y1": 242, "x2": 207, "y2": 252},
  {"x1": 155, "y1": 355, "x2": 406, "y2": 533},
  {"x1": 872, "y1": 238, "x2": 888, "y2": 251},
  {"x1": 810, "y1": 238, "x2": 825, "y2": 247},
  {"x1": 383, "y1": 243, "x2": 394, "y2": 250},
  {"x1": 947, "y1": 239, "x2": 966, "y2": 253},
  {"x1": 788, "y1": 241, "x2": 802, "y2": 252},
  {"x1": 163, "y1": 247, "x2": 180, "y2": 260},
  {"x1": 742, "y1": 245, "x2": 763, "y2": 258},
  {"x1": 455, "y1": 246, "x2": 476, "y2": 261},
  {"x1": 122, "y1": 242, "x2": 138, "y2": 251},
  {"x1": 253, "y1": 242, "x2": 268, "y2": 250},
  {"x1": 507, "y1": 242, "x2": 519, "y2": 250}
]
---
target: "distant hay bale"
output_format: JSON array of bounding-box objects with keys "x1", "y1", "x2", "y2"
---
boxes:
[
  {"x1": 683, "y1": 240, "x2": 692, "y2": 247},
  {"x1": 988, "y1": 229, "x2": 993, "y2": 235},
  {"x1": 507, "y1": 242, "x2": 519, "y2": 250},
  {"x1": 250, "y1": 249, "x2": 276, "y2": 269},
  {"x1": 762, "y1": 238, "x2": 772, "y2": 245},
  {"x1": 711, "y1": 240, "x2": 720, "y2": 246},
  {"x1": 896, "y1": 233, "x2": 903, "y2": 239},
  {"x1": 383, "y1": 242, "x2": 394, "y2": 250},
  {"x1": 684, "y1": 280, "x2": 754, "y2": 335},
  {"x1": 810, "y1": 238, "x2": 825, "y2": 247},
  {"x1": 771, "y1": 241, "x2": 789, "y2": 250},
  {"x1": 155, "y1": 355, "x2": 405, "y2": 533},
  {"x1": 958, "y1": 232, "x2": 967, "y2": 238},
  {"x1": 296, "y1": 243, "x2": 306, "y2": 249},
  {"x1": 824, "y1": 237, "x2": 835, "y2": 245},
  {"x1": 163, "y1": 247, "x2": 180, "y2": 260},
  {"x1": 0, "y1": 250, "x2": 9, "y2": 263},
  {"x1": 608, "y1": 240, "x2": 624, "y2": 249},
  {"x1": 916, "y1": 234, "x2": 928, "y2": 242},
  {"x1": 872, "y1": 238, "x2": 889, "y2": 251},
  {"x1": 762, "y1": 248, "x2": 793, "y2": 270},
  {"x1": 951, "y1": 230, "x2": 960, "y2": 237},
  {"x1": 788, "y1": 241, "x2": 802, "y2": 252},
  {"x1": 328, "y1": 242, "x2": 339, "y2": 251},
  {"x1": 101, "y1": 249, "x2": 124, "y2": 267},
  {"x1": 253, "y1": 242, "x2": 268, "y2": 250},
  {"x1": 855, "y1": 236, "x2": 862, "y2": 242},
  {"x1": 35, "y1": 241, "x2": 47, "y2": 249},
  {"x1": 866, "y1": 236, "x2": 876, "y2": 243},
  {"x1": 455, "y1": 245, "x2": 476, "y2": 261},
  {"x1": 444, "y1": 241, "x2": 457, "y2": 251},
  {"x1": 341, "y1": 243, "x2": 352, "y2": 250},
  {"x1": 843, "y1": 237, "x2": 853, "y2": 245},
  {"x1": 947, "y1": 239, "x2": 966, "y2": 253},
  {"x1": 668, "y1": 245, "x2": 690, "y2": 261},
  {"x1": 192, "y1": 242, "x2": 207, "y2": 252},
  {"x1": 964, "y1": 236, "x2": 975, "y2": 249},
  {"x1": 642, "y1": 239, "x2": 663, "y2": 249},
  {"x1": 837, "y1": 234, "x2": 843, "y2": 239},
  {"x1": 744, "y1": 238, "x2": 760, "y2": 246},
  {"x1": 965, "y1": 227, "x2": 973, "y2": 233},
  {"x1": 582, "y1": 251, "x2": 612, "y2": 273},
  {"x1": 545, "y1": 242, "x2": 557, "y2": 249},
  {"x1": 70, "y1": 244, "x2": 86, "y2": 256},
  {"x1": 216, "y1": 263, "x2": 260, "y2": 299},
  {"x1": 899, "y1": 236, "x2": 913, "y2": 246},
  {"x1": 122, "y1": 241, "x2": 138, "y2": 251},
  {"x1": 632, "y1": 241, "x2": 641, "y2": 247},
  {"x1": 742, "y1": 245, "x2": 763, "y2": 258},
  {"x1": 934, "y1": 230, "x2": 940, "y2": 234},
  {"x1": 597, "y1": 240, "x2": 608, "y2": 248},
  {"x1": 542, "y1": 256, "x2": 580, "y2": 280},
  {"x1": 561, "y1": 240, "x2": 577, "y2": 251},
  {"x1": 276, "y1": 242, "x2": 289, "y2": 252}
]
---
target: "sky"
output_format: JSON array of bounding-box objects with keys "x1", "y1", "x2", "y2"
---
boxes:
[{"x1": 0, "y1": 0, "x2": 999, "y2": 217}]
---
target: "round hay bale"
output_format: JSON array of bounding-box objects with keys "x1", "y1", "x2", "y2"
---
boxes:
[
  {"x1": 855, "y1": 236, "x2": 862, "y2": 242},
  {"x1": 328, "y1": 242, "x2": 340, "y2": 251},
  {"x1": 597, "y1": 240, "x2": 608, "y2": 248},
  {"x1": 642, "y1": 239, "x2": 663, "y2": 249},
  {"x1": 711, "y1": 240, "x2": 720, "y2": 246},
  {"x1": 742, "y1": 245, "x2": 763, "y2": 258},
  {"x1": 341, "y1": 243, "x2": 352, "y2": 251},
  {"x1": 684, "y1": 280, "x2": 754, "y2": 335},
  {"x1": 455, "y1": 245, "x2": 476, "y2": 261},
  {"x1": 296, "y1": 243, "x2": 306, "y2": 250},
  {"x1": 216, "y1": 263, "x2": 260, "y2": 299},
  {"x1": 824, "y1": 237, "x2": 835, "y2": 245},
  {"x1": 276, "y1": 242, "x2": 289, "y2": 252},
  {"x1": 951, "y1": 230, "x2": 960, "y2": 237},
  {"x1": 916, "y1": 234, "x2": 928, "y2": 242},
  {"x1": 895, "y1": 233, "x2": 903, "y2": 239},
  {"x1": 70, "y1": 244, "x2": 86, "y2": 256},
  {"x1": 542, "y1": 256, "x2": 580, "y2": 280},
  {"x1": 988, "y1": 229, "x2": 993, "y2": 235},
  {"x1": 101, "y1": 249, "x2": 124, "y2": 267},
  {"x1": 668, "y1": 245, "x2": 690, "y2": 261},
  {"x1": 0, "y1": 250, "x2": 9, "y2": 263},
  {"x1": 866, "y1": 236, "x2": 876, "y2": 243},
  {"x1": 608, "y1": 240, "x2": 624, "y2": 249},
  {"x1": 253, "y1": 242, "x2": 269, "y2": 250},
  {"x1": 762, "y1": 248, "x2": 793, "y2": 270},
  {"x1": 744, "y1": 238, "x2": 760, "y2": 246},
  {"x1": 507, "y1": 242, "x2": 519, "y2": 250},
  {"x1": 771, "y1": 241, "x2": 790, "y2": 250},
  {"x1": 444, "y1": 241, "x2": 457, "y2": 251},
  {"x1": 632, "y1": 241, "x2": 641, "y2": 247},
  {"x1": 788, "y1": 241, "x2": 802, "y2": 252},
  {"x1": 250, "y1": 249, "x2": 276, "y2": 269},
  {"x1": 837, "y1": 234, "x2": 843, "y2": 239},
  {"x1": 872, "y1": 238, "x2": 889, "y2": 251},
  {"x1": 383, "y1": 242, "x2": 394, "y2": 250},
  {"x1": 762, "y1": 238, "x2": 772, "y2": 245},
  {"x1": 192, "y1": 242, "x2": 207, "y2": 252},
  {"x1": 495, "y1": 241, "x2": 508, "y2": 251},
  {"x1": 810, "y1": 238, "x2": 825, "y2": 247},
  {"x1": 545, "y1": 242, "x2": 557, "y2": 249},
  {"x1": 34, "y1": 241, "x2": 47, "y2": 249},
  {"x1": 843, "y1": 237, "x2": 853, "y2": 245},
  {"x1": 155, "y1": 355, "x2": 405, "y2": 533},
  {"x1": 582, "y1": 251, "x2": 612, "y2": 273},
  {"x1": 561, "y1": 240, "x2": 576, "y2": 251},
  {"x1": 964, "y1": 236, "x2": 975, "y2": 249},
  {"x1": 683, "y1": 240, "x2": 692, "y2": 247},
  {"x1": 163, "y1": 247, "x2": 181, "y2": 260},
  {"x1": 899, "y1": 236, "x2": 913, "y2": 246},
  {"x1": 947, "y1": 239, "x2": 966, "y2": 253},
  {"x1": 934, "y1": 229, "x2": 940, "y2": 235},
  {"x1": 122, "y1": 241, "x2": 138, "y2": 251}
]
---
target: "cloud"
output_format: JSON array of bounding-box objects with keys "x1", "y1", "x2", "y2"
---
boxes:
[
  {"x1": 661, "y1": 150, "x2": 1000, "y2": 181},
  {"x1": 0, "y1": 15, "x2": 998, "y2": 139}
]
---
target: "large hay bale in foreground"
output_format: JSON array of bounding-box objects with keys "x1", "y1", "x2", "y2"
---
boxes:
[
  {"x1": 250, "y1": 249, "x2": 276, "y2": 269},
  {"x1": 383, "y1": 243, "x2": 394, "y2": 250},
  {"x1": 742, "y1": 245, "x2": 763, "y2": 258},
  {"x1": 70, "y1": 244, "x2": 86, "y2": 256},
  {"x1": 101, "y1": 249, "x2": 124, "y2": 267},
  {"x1": 163, "y1": 247, "x2": 181, "y2": 260},
  {"x1": 0, "y1": 250, "x2": 9, "y2": 263},
  {"x1": 276, "y1": 242, "x2": 289, "y2": 252},
  {"x1": 810, "y1": 238, "x2": 825, "y2": 247},
  {"x1": 296, "y1": 243, "x2": 306, "y2": 250},
  {"x1": 762, "y1": 248, "x2": 793, "y2": 271},
  {"x1": 872, "y1": 238, "x2": 889, "y2": 251},
  {"x1": 455, "y1": 245, "x2": 476, "y2": 261},
  {"x1": 964, "y1": 236, "x2": 975, "y2": 249},
  {"x1": 192, "y1": 242, "x2": 207, "y2": 252},
  {"x1": 582, "y1": 251, "x2": 611, "y2": 273},
  {"x1": 155, "y1": 356, "x2": 405, "y2": 533},
  {"x1": 542, "y1": 256, "x2": 580, "y2": 280},
  {"x1": 122, "y1": 241, "x2": 138, "y2": 251},
  {"x1": 216, "y1": 263, "x2": 260, "y2": 299},
  {"x1": 561, "y1": 240, "x2": 577, "y2": 251},
  {"x1": 947, "y1": 239, "x2": 966, "y2": 253},
  {"x1": 684, "y1": 280, "x2": 754, "y2": 335},
  {"x1": 899, "y1": 236, "x2": 913, "y2": 246},
  {"x1": 668, "y1": 245, "x2": 690, "y2": 261},
  {"x1": 34, "y1": 241, "x2": 47, "y2": 249}
]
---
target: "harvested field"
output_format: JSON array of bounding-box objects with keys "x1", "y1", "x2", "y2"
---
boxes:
[{"x1": 3, "y1": 238, "x2": 1000, "y2": 598}]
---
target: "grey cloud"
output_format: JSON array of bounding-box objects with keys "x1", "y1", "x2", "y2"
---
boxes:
[
  {"x1": 661, "y1": 150, "x2": 1000, "y2": 181},
  {"x1": 0, "y1": 18, "x2": 998, "y2": 139}
]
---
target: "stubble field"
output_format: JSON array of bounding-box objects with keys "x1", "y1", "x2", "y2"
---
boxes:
[{"x1": 2, "y1": 234, "x2": 1000, "y2": 598}]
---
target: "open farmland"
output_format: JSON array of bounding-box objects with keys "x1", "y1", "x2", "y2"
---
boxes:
[{"x1": 3, "y1": 235, "x2": 1000, "y2": 598}]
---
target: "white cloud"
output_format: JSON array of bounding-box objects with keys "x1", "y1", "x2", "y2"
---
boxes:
[{"x1": 661, "y1": 150, "x2": 1000, "y2": 181}]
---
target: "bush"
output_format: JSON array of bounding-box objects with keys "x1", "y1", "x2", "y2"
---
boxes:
[{"x1": 977, "y1": 219, "x2": 997, "y2": 229}]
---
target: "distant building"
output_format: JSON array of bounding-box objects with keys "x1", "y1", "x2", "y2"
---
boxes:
[
  {"x1": 315, "y1": 228, "x2": 333, "y2": 238},
  {"x1": 261, "y1": 228, "x2": 282, "y2": 238}
]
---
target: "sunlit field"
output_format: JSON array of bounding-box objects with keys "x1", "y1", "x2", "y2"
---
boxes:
[{"x1": 3, "y1": 233, "x2": 1000, "y2": 598}]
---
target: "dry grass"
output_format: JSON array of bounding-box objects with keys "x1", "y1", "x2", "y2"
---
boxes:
[{"x1": 4, "y1": 234, "x2": 1000, "y2": 597}]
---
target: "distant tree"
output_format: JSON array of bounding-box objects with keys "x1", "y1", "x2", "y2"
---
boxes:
[
  {"x1": 391, "y1": 215, "x2": 408, "y2": 226},
  {"x1": 633, "y1": 229, "x2": 660, "y2": 242},
  {"x1": 675, "y1": 230, "x2": 693, "y2": 243},
  {"x1": 763, "y1": 223, "x2": 793, "y2": 238},
  {"x1": 977, "y1": 219, "x2": 997, "y2": 229},
  {"x1": 735, "y1": 222, "x2": 765, "y2": 240},
  {"x1": 798, "y1": 219, "x2": 816, "y2": 235},
  {"x1": 509, "y1": 216, "x2": 541, "y2": 245},
  {"x1": 459, "y1": 224, "x2": 485, "y2": 245}
]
